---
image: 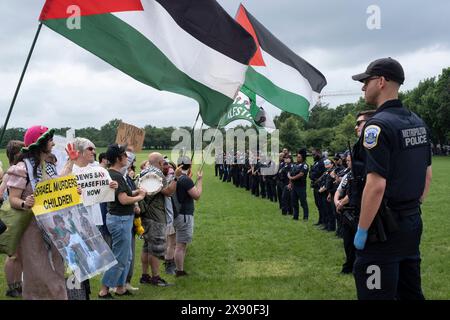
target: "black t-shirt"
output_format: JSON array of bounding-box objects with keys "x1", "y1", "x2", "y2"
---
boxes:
[
  {"x1": 107, "y1": 169, "x2": 134, "y2": 216},
  {"x1": 176, "y1": 175, "x2": 195, "y2": 215}
]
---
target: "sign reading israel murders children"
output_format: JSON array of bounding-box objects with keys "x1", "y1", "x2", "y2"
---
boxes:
[
  {"x1": 32, "y1": 175, "x2": 82, "y2": 215},
  {"x1": 115, "y1": 121, "x2": 145, "y2": 152},
  {"x1": 75, "y1": 166, "x2": 115, "y2": 207}
]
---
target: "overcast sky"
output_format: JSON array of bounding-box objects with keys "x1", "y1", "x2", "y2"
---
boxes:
[{"x1": 1, "y1": 0, "x2": 449, "y2": 130}]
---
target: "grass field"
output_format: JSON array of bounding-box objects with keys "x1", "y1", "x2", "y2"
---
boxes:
[{"x1": 0, "y1": 151, "x2": 449, "y2": 300}]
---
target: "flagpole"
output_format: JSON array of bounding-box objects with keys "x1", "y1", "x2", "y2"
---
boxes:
[
  {"x1": 0, "y1": 23, "x2": 43, "y2": 147},
  {"x1": 194, "y1": 116, "x2": 225, "y2": 185},
  {"x1": 188, "y1": 111, "x2": 200, "y2": 159}
]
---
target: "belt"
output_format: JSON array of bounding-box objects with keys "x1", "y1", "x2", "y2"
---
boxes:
[{"x1": 387, "y1": 206, "x2": 419, "y2": 217}]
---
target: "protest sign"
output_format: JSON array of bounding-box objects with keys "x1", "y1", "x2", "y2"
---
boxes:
[
  {"x1": 115, "y1": 122, "x2": 145, "y2": 152},
  {"x1": 37, "y1": 204, "x2": 117, "y2": 282},
  {"x1": 32, "y1": 175, "x2": 82, "y2": 215},
  {"x1": 74, "y1": 166, "x2": 114, "y2": 207}
]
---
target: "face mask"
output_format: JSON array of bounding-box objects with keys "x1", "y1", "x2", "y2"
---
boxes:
[{"x1": 120, "y1": 165, "x2": 128, "y2": 176}]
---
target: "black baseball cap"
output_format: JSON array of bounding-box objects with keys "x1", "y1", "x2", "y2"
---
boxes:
[
  {"x1": 106, "y1": 143, "x2": 127, "y2": 163},
  {"x1": 352, "y1": 57, "x2": 405, "y2": 84}
]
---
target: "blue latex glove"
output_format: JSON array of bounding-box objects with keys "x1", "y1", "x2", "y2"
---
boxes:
[{"x1": 354, "y1": 226, "x2": 368, "y2": 250}]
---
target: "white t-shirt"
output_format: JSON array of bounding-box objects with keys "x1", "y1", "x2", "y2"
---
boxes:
[{"x1": 72, "y1": 163, "x2": 104, "y2": 226}]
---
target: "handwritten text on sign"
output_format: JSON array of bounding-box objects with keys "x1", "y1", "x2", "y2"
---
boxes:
[
  {"x1": 75, "y1": 166, "x2": 115, "y2": 206},
  {"x1": 33, "y1": 175, "x2": 82, "y2": 215}
]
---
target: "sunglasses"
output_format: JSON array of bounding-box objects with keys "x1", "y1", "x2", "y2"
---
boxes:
[
  {"x1": 363, "y1": 76, "x2": 380, "y2": 86},
  {"x1": 86, "y1": 146, "x2": 96, "y2": 151},
  {"x1": 356, "y1": 120, "x2": 366, "y2": 127}
]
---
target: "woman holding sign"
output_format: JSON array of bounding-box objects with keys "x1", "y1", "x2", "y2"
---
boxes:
[{"x1": 6, "y1": 125, "x2": 77, "y2": 300}]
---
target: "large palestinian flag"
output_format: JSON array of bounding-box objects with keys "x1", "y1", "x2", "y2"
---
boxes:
[
  {"x1": 236, "y1": 5, "x2": 327, "y2": 121},
  {"x1": 39, "y1": 0, "x2": 256, "y2": 126}
]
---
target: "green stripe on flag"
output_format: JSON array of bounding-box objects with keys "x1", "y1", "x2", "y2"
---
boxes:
[
  {"x1": 43, "y1": 14, "x2": 232, "y2": 126},
  {"x1": 244, "y1": 67, "x2": 311, "y2": 121}
]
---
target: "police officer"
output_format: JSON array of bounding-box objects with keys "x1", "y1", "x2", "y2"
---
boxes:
[
  {"x1": 276, "y1": 153, "x2": 286, "y2": 210},
  {"x1": 279, "y1": 156, "x2": 293, "y2": 215},
  {"x1": 334, "y1": 110, "x2": 375, "y2": 273},
  {"x1": 351, "y1": 57, "x2": 432, "y2": 300},
  {"x1": 309, "y1": 148, "x2": 326, "y2": 226},
  {"x1": 289, "y1": 149, "x2": 309, "y2": 221}
]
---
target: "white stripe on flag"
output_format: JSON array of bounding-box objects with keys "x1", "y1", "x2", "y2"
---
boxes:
[
  {"x1": 253, "y1": 49, "x2": 316, "y2": 104},
  {"x1": 114, "y1": 0, "x2": 248, "y2": 99}
]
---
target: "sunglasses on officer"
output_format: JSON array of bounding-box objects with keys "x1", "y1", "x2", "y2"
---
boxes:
[{"x1": 356, "y1": 120, "x2": 366, "y2": 127}]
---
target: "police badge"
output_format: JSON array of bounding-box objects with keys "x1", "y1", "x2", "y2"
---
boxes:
[{"x1": 363, "y1": 125, "x2": 381, "y2": 149}]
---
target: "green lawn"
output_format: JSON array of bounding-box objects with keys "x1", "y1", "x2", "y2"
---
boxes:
[{"x1": 0, "y1": 152, "x2": 449, "y2": 299}]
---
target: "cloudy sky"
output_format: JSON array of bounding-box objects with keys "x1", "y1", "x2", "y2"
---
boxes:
[{"x1": 1, "y1": 0, "x2": 449, "y2": 130}]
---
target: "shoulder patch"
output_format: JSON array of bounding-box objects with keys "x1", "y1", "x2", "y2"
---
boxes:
[
  {"x1": 303, "y1": 164, "x2": 308, "y2": 169},
  {"x1": 363, "y1": 125, "x2": 381, "y2": 149}
]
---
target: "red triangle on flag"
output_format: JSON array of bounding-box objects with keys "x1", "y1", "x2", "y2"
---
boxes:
[
  {"x1": 236, "y1": 4, "x2": 266, "y2": 67},
  {"x1": 40, "y1": 0, "x2": 143, "y2": 21}
]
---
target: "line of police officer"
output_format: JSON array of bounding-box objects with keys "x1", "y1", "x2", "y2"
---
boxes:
[{"x1": 214, "y1": 57, "x2": 433, "y2": 301}]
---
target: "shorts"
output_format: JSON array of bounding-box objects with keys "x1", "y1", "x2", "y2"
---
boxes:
[
  {"x1": 141, "y1": 218, "x2": 167, "y2": 258},
  {"x1": 166, "y1": 224, "x2": 176, "y2": 237},
  {"x1": 174, "y1": 214, "x2": 194, "y2": 244}
]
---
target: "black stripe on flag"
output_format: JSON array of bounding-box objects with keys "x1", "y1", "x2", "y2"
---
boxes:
[
  {"x1": 243, "y1": 7, "x2": 327, "y2": 93},
  {"x1": 155, "y1": 0, "x2": 256, "y2": 65}
]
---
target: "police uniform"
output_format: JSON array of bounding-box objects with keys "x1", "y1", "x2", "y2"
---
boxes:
[
  {"x1": 275, "y1": 159, "x2": 286, "y2": 209},
  {"x1": 309, "y1": 157, "x2": 326, "y2": 225},
  {"x1": 279, "y1": 162, "x2": 293, "y2": 215},
  {"x1": 353, "y1": 99, "x2": 431, "y2": 300},
  {"x1": 290, "y1": 161, "x2": 309, "y2": 220}
]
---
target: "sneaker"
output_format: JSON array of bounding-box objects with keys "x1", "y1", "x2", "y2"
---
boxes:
[
  {"x1": 176, "y1": 270, "x2": 188, "y2": 277},
  {"x1": 140, "y1": 274, "x2": 152, "y2": 284},
  {"x1": 164, "y1": 260, "x2": 176, "y2": 275},
  {"x1": 151, "y1": 276, "x2": 173, "y2": 287},
  {"x1": 125, "y1": 283, "x2": 139, "y2": 291}
]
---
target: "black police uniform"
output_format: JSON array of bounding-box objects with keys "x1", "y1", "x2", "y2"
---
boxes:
[
  {"x1": 353, "y1": 99, "x2": 431, "y2": 300},
  {"x1": 309, "y1": 157, "x2": 326, "y2": 225},
  {"x1": 276, "y1": 160, "x2": 286, "y2": 209},
  {"x1": 279, "y1": 162, "x2": 293, "y2": 215},
  {"x1": 290, "y1": 161, "x2": 309, "y2": 220}
]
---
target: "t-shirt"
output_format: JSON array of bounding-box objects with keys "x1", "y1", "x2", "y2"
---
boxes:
[
  {"x1": 176, "y1": 175, "x2": 195, "y2": 216},
  {"x1": 107, "y1": 169, "x2": 134, "y2": 216}
]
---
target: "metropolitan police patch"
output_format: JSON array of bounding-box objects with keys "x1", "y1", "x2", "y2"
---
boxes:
[{"x1": 363, "y1": 125, "x2": 381, "y2": 149}]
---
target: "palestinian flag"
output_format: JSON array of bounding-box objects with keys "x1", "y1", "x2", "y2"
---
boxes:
[
  {"x1": 219, "y1": 88, "x2": 275, "y2": 132},
  {"x1": 236, "y1": 4, "x2": 327, "y2": 120},
  {"x1": 39, "y1": 0, "x2": 256, "y2": 126}
]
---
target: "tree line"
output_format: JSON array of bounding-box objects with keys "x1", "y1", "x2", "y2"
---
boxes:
[{"x1": 1, "y1": 68, "x2": 448, "y2": 153}]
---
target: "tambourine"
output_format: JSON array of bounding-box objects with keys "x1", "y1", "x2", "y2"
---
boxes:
[{"x1": 139, "y1": 172, "x2": 163, "y2": 196}]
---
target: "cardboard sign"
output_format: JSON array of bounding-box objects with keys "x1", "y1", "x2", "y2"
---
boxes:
[
  {"x1": 33, "y1": 175, "x2": 82, "y2": 215},
  {"x1": 115, "y1": 122, "x2": 145, "y2": 152},
  {"x1": 74, "y1": 166, "x2": 115, "y2": 207}
]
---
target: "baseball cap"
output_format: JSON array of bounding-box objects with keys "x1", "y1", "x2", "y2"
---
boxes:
[
  {"x1": 106, "y1": 143, "x2": 127, "y2": 163},
  {"x1": 352, "y1": 57, "x2": 405, "y2": 84}
]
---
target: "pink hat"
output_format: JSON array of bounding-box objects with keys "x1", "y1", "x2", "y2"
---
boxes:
[{"x1": 22, "y1": 125, "x2": 55, "y2": 152}]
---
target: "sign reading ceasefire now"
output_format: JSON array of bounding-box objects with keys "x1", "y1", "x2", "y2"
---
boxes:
[{"x1": 32, "y1": 175, "x2": 82, "y2": 215}]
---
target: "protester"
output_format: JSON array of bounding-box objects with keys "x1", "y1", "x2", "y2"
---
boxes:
[
  {"x1": 98, "y1": 144, "x2": 145, "y2": 298},
  {"x1": 139, "y1": 152, "x2": 177, "y2": 286},
  {"x1": 70, "y1": 137, "x2": 118, "y2": 299},
  {"x1": 173, "y1": 156, "x2": 202, "y2": 277},
  {"x1": 1, "y1": 140, "x2": 25, "y2": 298},
  {"x1": 6, "y1": 126, "x2": 76, "y2": 299},
  {"x1": 163, "y1": 161, "x2": 177, "y2": 275}
]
